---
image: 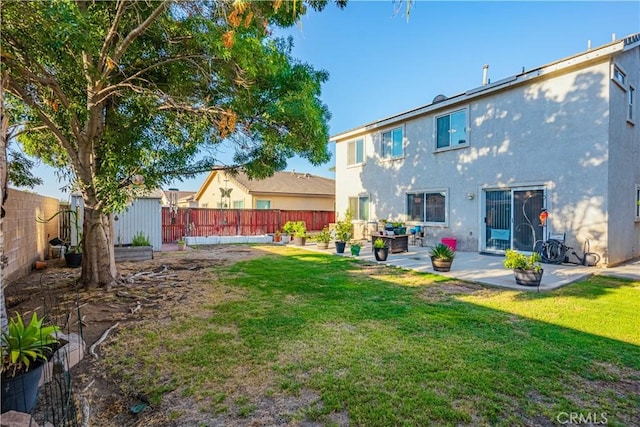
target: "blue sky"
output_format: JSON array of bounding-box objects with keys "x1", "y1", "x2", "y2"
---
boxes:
[{"x1": 22, "y1": 1, "x2": 640, "y2": 199}]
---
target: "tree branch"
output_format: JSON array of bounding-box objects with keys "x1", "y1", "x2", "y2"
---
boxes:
[
  {"x1": 113, "y1": 1, "x2": 169, "y2": 64},
  {"x1": 5, "y1": 79, "x2": 80, "y2": 166},
  {"x1": 99, "y1": 0, "x2": 128, "y2": 74}
]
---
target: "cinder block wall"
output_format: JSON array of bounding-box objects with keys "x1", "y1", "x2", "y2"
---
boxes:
[{"x1": 3, "y1": 188, "x2": 61, "y2": 282}]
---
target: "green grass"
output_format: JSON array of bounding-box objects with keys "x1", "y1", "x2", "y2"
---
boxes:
[{"x1": 105, "y1": 246, "x2": 640, "y2": 426}]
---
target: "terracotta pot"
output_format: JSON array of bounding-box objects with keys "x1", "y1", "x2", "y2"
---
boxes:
[{"x1": 34, "y1": 260, "x2": 47, "y2": 270}]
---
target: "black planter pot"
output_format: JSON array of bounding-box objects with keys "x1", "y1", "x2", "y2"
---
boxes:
[
  {"x1": 1, "y1": 363, "x2": 44, "y2": 414},
  {"x1": 374, "y1": 247, "x2": 389, "y2": 262},
  {"x1": 335, "y1": 241, "x2": 347, "y2": 254},
  {"x1": 64, "y1": 252, "x2": 83, "y2": 268},
  {"x1": 431, "y1": 257, "x2": 453, "y2": 272},
  {"x1": 513, "y1": 269, "x2": 544, "y2": 286}
]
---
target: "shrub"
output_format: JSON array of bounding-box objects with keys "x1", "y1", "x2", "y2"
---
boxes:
[
  {"x1": 503, "y1": 250, "x2": 542, "y2": 272},
  {"x1": 131, "y1": 231, "x2": 151, "y2": 246},
  {"x1": 429, "y1": 243, "x2": 454, "y2": 260}
]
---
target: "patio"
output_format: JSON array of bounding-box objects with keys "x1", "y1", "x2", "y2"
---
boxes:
[{"x1": 301, "y1": 241, "x2": 639, "y2": 291}]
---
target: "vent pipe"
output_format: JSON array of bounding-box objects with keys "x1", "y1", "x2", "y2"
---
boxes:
[
  {"x1": 612, "y1": 33, "x2": 616, "y2": 41},
  {"x1": 482, "y1": 64, "x2": 489, "y2": 86},
  {"x1": 587, "y1": 39, "x2": 591, "y2": 50}
]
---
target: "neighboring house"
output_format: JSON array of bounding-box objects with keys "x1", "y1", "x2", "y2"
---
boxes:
[
  {"x1": 331, "y1": 33, "x2": 640, "y2": 266},
  {"x1": 161, "y1": 190, "x2": 197, "y2": 208},
  {"x1": 194, "y1": 170, "x2": 335, "y2": 211}
]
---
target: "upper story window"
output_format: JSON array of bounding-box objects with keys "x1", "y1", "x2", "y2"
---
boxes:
[
  {"x1": 628, "y1": 85, "x2": 635, "y2": 124},
  {"x1": 636, "y1": 185, "x2": 640, "y2": 221},
  {"x1": 347, "y1": 138, "x2": 364, "y2": 166},
  {"x1": 348, "y1": 195, "x2": 370, "y2": 221},
  {"x1": 613, "y1": 65, "x2": 626, "y2": 87},
  {"x1": 381, "y1": 127, "x2": 403, "y2": 159},
  {"x1": 233, "y1": 200, "x2": 244, "y2": 209},
  {"x1": 436, "y1": 109, "x2": 467, "y2": 149}
]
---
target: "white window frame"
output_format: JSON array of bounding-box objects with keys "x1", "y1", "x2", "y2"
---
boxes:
[
  {"x1": 380, "y1": 126, "x2": 404, "y2": 160},
  {"x1": 348, "y1": 195, "x2": 370, "y2": 221},
  {"x1": 434, "y1": 107, "x2": 469, "y2": 152},
  {"x1": 612, "y1": 64, "x2": 627, "y2": 90},
  {"x1": 406, "y1": 188, "x2": 449, "y2": 226},
  {"x1": 232, "y1": 200, "x2": 244, "y2": 209},
  {"x1": 636, "y1": 185, "x2": 640, "y2": 221},
  {"x1": 347, "y1": 137, "x2": 365, "y2": 167},
  {"x1": 628, "y1": 85, "x2": 635, "y2": 125}
]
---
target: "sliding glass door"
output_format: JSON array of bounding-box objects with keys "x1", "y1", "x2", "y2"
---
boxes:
[{"x1": 484, "y1": 188, "x2": 545, "y2": 252}]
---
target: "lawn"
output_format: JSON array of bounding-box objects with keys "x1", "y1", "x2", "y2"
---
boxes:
[{"x1": 104, "y1": 246, "x2": 640, "y2": 426}]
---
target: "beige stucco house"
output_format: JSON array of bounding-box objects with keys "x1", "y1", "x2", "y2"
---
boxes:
[
  {"x1": 331, "y1": 33, "x2": 640, "y2": 266},
  {"x1": 194, "y1": 170, "x2": 335, "y2": 211}
]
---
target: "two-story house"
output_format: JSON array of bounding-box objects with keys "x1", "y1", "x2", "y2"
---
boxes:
[{"x1": 332, "y1": 33, "x2": 640, "y2": 266}]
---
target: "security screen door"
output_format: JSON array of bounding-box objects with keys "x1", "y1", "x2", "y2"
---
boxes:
[{"x1": 484, "y1": 189, "x2": 544, "y2": 252}]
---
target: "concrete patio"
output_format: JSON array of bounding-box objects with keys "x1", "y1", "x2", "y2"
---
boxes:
[{"x1": 300, "y1": 241, "x2": 640, "y2": 291}]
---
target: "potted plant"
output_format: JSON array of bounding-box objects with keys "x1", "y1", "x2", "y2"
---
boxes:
[
  {"x1": 291, "y1": 221, "x2": 307, "y2": 246},
  {"x1": 282, "y1": 221, "x2": 297, "y2": 243},
  {"x1": 273, "y1": 230, "x2": 282, "y2": 243},
  {"x1": 1, "y1": 312, "x2": 60, "y2": 414},
  {"x1": 429, "y1": 243, "x2": 455, "y2": 272},
  {"x1": 38, "y1": 208, "x2": 83, "y2": 267},
  {"x1": 373, "y1": 238, "x2": 389, "y2": 261},
  {"x1": 503, "y1": 249, "x2": 544, "y2": 286},
  {"x1": 392, "y1": 221, "x2": 407, "y2": 235},
  {"x1": 314, "y1": 226, "x2": 332, "y2": 250},
  {"x1": 335, "y1": 210, "x2": 353, "y2": 254},
  {"x1": 177, "y1": 239, "x2": 186, "y2": 251},
  {"x1": 350, "y1": 241, "x2": 362, "y2": 256}
]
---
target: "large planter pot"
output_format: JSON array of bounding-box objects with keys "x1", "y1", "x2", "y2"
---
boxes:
[
  {"x1": 114, "y1": 245, "x2": 153, "y2": 262},
  {"x1": 374, "y1": 247, "x2": 389, "y2": 262},
  {"x1": 317, "y1": 241, "x2": 329, "y2": 250},
  {"x1": 431, "y1": 257, "x2": 453, "y2": 272},
  {"x1": 294, "y1": 236, "x2": 307, "y2": 246},
  {"x1": 1, "y1": 363, "x2": 45, "y2": 414},
  {"x1": 335, "y1": 241, "x2": 347, "y2": 254},
  {"x1": 64, "y1": 252, "x2": 82, "y2": 268},
  {"x1": 513, "y1": 269, "x2": 544, "y2": 286}
]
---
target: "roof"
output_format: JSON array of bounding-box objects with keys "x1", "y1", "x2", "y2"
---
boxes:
[
  {"x1": 162, "y1": 190, "x2": 196, "y2": 202},
  {"x1": 195, "y1": 170, "x2": 335, "y2": 200},
  {"x1": 331, "y1": 32, "x2": 640, "y2": 142}
]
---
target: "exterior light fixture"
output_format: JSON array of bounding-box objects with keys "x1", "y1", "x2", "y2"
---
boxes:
[{"x1": 467, "y1": 192, "x2": 475, "y2": 200}]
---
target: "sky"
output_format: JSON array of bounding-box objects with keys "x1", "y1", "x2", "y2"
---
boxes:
[{"x1": 18, "y1": 1, "x2": 640, "y2": 200}]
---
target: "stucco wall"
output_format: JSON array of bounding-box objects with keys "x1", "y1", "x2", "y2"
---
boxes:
[
  {"x1": 253, "y1": 194, "x2": 334, "y2": 211},
  {"x1": 197, "y1": 174, "x2": 250, "y2": 209},
  {"x1": 3, "y1": 189, "x2": 61, "y2": 282},
  {"x1": 336, "y1": 59, "x2": 614, "y2": 258},
  {"x1": 607, "y1": 48, "x2": 640, "y2": 265}
]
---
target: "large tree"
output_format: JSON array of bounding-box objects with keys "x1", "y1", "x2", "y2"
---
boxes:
[{"x1": 1, "y1": 0, "x2": 345, "y2": 289}]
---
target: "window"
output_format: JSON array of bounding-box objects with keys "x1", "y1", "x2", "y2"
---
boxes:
[
  {"x1": 613, "y1": 65, "x2": 626, "y2": 87},
  {"x1": 256, "y1": 200, "x2": 270, "y2": 209},
  {"x1": 436, "y1": 109, "x2": 467, "y2": 149},
  {"x1": 636, "y1": 185, "x2": 640, "y2": 220},
  {"x1": 233, "y1": 200, "x2": 244, "y2": 209},
  {"x1": 347, "y1": 138, "x2": 364, "y2": 166},
  {"x1": 381, "y1": 128, "x2": 403, "y2": 159},
  {"x1": 407, "y1": 191, "x2": 447, "y2": 224},
  {"x1": 348, "y1": 196, "x2": 370, "y2": 221},
  {"x1": 628, "y1": 86, "x2": 635, "y2": 123}
]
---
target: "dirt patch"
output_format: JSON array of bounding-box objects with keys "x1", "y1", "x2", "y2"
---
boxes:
[{"x1": 4, "y1": 245, "x2": 264, "y2": 426}]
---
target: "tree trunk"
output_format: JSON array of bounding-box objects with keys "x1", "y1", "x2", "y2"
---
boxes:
[
  {"x1": 1, "y1": 71, "x2": 9, "y2": 333},
  {"x1": 79, "y1": 203, "x2": 117, "y2": 290}
]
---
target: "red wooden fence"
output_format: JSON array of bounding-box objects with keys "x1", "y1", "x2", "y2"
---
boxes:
[{"x1": 162, "y1": 207, "x2": 335, "y2": 243}]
